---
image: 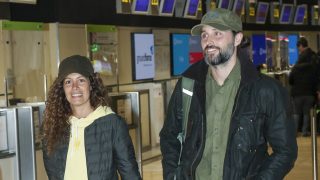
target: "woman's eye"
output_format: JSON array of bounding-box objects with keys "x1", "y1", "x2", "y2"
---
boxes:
[{"x1": 64, "y1": 80, "x2": 71, "y2": 85}]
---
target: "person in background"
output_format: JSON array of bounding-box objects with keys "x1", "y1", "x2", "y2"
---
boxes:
[
  {"x1": 160, "y1": 8, "x2": 297, "y2": 180},
  {"x1": 289, "y1": 37, "x2": 318, "y2": 136},
  {"x1": 42, "y1": 55, "x2": 141, "y2": 180}
]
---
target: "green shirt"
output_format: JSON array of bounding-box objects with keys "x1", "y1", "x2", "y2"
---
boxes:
[{"x1": 195, "y1": 60, "x2": 241, "y2": 180}]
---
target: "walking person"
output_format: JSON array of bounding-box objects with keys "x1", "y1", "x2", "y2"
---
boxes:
[
  {"x1": 289, "y1": 37, "x2": 318, "y2": 136},
  {"x1": 42, "y1": 55, "x2": 141, "y2": 180},
  {"x1": 160, "y1": 8, "x2": 297, "y2": 180}
]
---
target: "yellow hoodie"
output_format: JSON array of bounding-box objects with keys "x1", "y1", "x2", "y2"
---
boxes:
[{"x1": 64, "y1": 106, "x2": 114, "y2": 180}]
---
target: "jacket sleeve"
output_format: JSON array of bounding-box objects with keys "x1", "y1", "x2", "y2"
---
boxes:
[
  {"x1": 42, "y1": 140, "x2": 58, "y2": 180},
  {"x1": 257, "y1": 82, "x2": 298, "y2": 179},
  {"x1": 113, "y1": 116, "x2": 142, "y2": 180},
  {"x1": 160, "y1": 79, "x2": 183, "y2": 180}
]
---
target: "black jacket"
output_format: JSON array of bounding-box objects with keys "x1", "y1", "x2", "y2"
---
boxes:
[
  {"x1": 160, "y1": 56, "x2": 297, "y2": 180},
  {"x1": 289, "y1": 47, "x2": 318, "y2": 97},
  {"x1": 43, "y1": 114, "x2": 141, "y2": 180}
]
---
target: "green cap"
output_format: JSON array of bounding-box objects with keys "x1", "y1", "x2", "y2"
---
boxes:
[
  {"x1": 191, "y1": 8, "x2": 242, "y2": 36},
  {"x1": 57, "y1": 55, "x2": 94, "y2": 83}
]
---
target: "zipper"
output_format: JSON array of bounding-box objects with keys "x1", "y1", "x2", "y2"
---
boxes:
[{"x1": 190, "y1": 115, "x2": 205, "y2": 180}]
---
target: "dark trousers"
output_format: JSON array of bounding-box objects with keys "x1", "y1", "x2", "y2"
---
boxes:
[{"x1": 292, "y1": 95, "x2": 315, "y2": 134}]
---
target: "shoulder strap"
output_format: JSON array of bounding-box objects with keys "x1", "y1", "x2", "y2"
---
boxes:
[
  {"x1": 181, "y1": 77, "x2": 195, "y2": 142},
  {"x1": 175, "y1": 77, "x2": 195, "y2": 177}
]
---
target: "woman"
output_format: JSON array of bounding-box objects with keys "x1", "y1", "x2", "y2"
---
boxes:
[{"x1": 42, "y1": 55, "x2": 141, "y2": 180}]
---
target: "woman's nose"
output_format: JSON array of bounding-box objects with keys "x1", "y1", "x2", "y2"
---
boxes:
[{"x1": 71, "y1": 81, "x2": 79, "y2": 89}]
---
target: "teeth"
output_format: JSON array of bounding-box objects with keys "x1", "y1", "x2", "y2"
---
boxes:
[{"x1": 72, "y1": 93, "x2": 82, "y2": 97}]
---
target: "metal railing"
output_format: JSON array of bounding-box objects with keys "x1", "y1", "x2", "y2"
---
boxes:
[{"x1": 311, "y1": 106, "x2": 319, "y2": 180}]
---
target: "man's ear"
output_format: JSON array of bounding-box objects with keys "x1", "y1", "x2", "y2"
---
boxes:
[{"x1": 234, "y1": 32, "x2": 243, "y2": 47}]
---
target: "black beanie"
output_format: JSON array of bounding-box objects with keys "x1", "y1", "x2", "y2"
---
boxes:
[{"x1": 57, "y1": 55, "x2": 94, "y2": 83}]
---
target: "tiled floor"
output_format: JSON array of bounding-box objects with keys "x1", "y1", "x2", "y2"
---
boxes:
[{"x1": 143, "y1": 136, "x2": 320, "y2": 180}]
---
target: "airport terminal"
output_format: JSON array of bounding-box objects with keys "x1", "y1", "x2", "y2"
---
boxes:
[{"x1": 0, "y1": 0, "x2": 320, "y2": 179}]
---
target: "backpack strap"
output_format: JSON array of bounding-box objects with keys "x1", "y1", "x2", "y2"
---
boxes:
[{"x1": 176, "y1": 77, "x2": 195, "y2": 167}]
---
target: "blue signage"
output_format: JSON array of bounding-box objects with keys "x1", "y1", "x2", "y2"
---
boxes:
[
  {"x1": 171, "y1": 34, "x2": 190, "y2": 76},
  {"x1": 288, "y1": 34, "x2": 298, "y2": 65},
  {"x1": 252, "y1": 34, "x2": 267, "y2": 66}
]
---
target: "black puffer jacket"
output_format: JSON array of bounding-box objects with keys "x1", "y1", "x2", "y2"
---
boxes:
[
  {"x1": 43, "y1": 114, "x2": 141, "y2": 180},
  {"x1": 160, "y1": 56, "x2": 297, "y2": 180}
]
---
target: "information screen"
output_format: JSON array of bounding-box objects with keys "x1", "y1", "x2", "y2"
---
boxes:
[
  {"x1": 132, "y1": 0, "x2": 150, "y2": 14},
  {"x1": 131, "y1": 33, "x2": 155, "y2": 81},
  {"x1": 171, "y1": 34, "x2": 190, "y2": 76},
  {"x1": 294, "y1": 5, "x2": 306, "y2": 24},
  {"x1": 219, "y1": 0, "x2": 230, "y2": 9},
  {"x1": 184, "y1": 0, "x2": 199, "y2": 17},
  {"x1": 160, "y1": 0, "x2": 176, "y2": 15},
  {"x1": 232, "y1": 0, "x2": 245, "y2": 16},
  {"x1": 256, "y1": 2, "x2": 269, "y2": 24},
  {"x1": 280, "y1": 4, "x2": 293, "y2": 24}
]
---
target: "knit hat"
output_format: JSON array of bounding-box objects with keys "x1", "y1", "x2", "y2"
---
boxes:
[
  {"x1": 191, "y1": 8, "x2": 242, "y2": 36},
  {"x1": 57, "y1": 55, "x2": 94, "y2": 83}
]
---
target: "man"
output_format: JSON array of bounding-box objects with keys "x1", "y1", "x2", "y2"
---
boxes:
[
  {"x1": 289, "y1": 37, "x2": 319, "y2": 136},
  {"x1": 160, "y1": 8, "x2": 297, "y2": 180}
]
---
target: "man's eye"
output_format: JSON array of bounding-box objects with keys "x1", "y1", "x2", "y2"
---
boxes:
[{"x1": 201, "y1": 33, "x2": 208, "y2": 39}]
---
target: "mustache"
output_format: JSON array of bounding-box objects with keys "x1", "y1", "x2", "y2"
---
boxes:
[{"x1": 204, "y1": 45, "x2": 220, "y2": 51}]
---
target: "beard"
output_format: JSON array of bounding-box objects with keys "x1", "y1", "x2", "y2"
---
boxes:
[{"x1": 204, "y1": 42, "x2": 235, "y2": 66}]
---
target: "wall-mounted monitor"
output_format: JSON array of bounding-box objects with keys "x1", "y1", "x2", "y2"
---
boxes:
[
  {"x1": 293, "y1": 4, "x2": 307, "y2": 25},
  {"x1": 232, "y1": 0, "x2": 245, "y2": 16},
  {"x1": 131, "y1": 0, "x2": 151, "y2": 14},
  {"x1": 256, "y1": 2, "x2": 269, "y2": 24},
  {"x1": 170, "y1": 33, "x2": 190, "y2": 76},
  {"x1": 131, "y1": 33, "x2": 155, "y2": 81},
  {"x1": 183, "y1": 0, "x2": 200, "y2": 18},
  {"x1": 170, "y1": 33, "x2": 202, "y2": 76},
  {"x1": 159, "y1": 0, "x2": 176, "y2": 16},
  {"x1": 189, "y1": 36, "x2": 203, "y2": 64},
  {"x1": 279, "y1": 4, "x2": 294, "y2": 24},
  {"x1": 218, "y1": 0, "x2": 231, "y2": 9}
]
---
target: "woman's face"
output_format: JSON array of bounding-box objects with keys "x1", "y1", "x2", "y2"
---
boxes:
[{"x1": 63, "y1": 73, "x2": 91, "y2": 110}]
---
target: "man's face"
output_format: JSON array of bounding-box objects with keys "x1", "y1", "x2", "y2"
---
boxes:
[
  {"x1": 297, "y1": 44, "x2": 304, "y2": 54},
  {"x1": 200, "y1": 25, "x2": 235, "y2": 66}
]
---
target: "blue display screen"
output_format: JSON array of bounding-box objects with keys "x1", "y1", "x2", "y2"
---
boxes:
[
  {"x1": 171, "y1": 34, "x2": 191, "y2": 76},
  {"x1": 294, "y1": 5, "x2": 306, "y2": 24},
  {"x1": 220, "y1": 0, "x2": 230, "y2": 9},
  {"x1": 186, "y1": 0, "x2": 199, "y2": 16},
  {"x1": 280, "y1": 5, "x2": 293, "y2": 23},
  {"x1": 252, "y1": 34, "x2": 267, "y2": 66},
  {"x1": 134, "y1": 0, "x2": 149, "y2": 12},
  {"x1": 256, "y1": 3, "x2": 269, "y2": 23},
  {"x1": 233, "y1": 0, "x2": 244, "y2": 16},
  {"x1": 161, "y1": 0, "x2": 175, "y2": 13}
]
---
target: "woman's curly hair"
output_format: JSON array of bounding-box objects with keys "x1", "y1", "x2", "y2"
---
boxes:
[{"x1": 42, "y1": 73, "x2": 108, "y2": 155}]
